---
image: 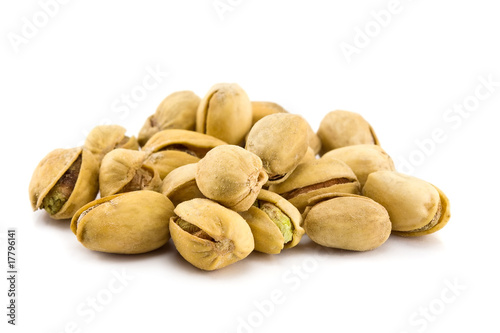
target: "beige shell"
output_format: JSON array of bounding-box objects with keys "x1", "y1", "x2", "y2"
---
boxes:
[
  {"x1": 138, "y1": 91, "x2": 201, "y2": 146},
  {"x1": 169, "y1": 198, "x2": 254, "y2": 271},
  {"x1": 143, "y1": 150, "x2": 199, "y2": 179},
  {"x1": 196, "y1": 145, "x2": 268, "y2": 212},
  {"x1": 161, "y1": 163, "x2": 205, "y2": 206},
  {"x1": 269, "y1": 157, "x2": 360, "y2": 213},
  {"x1": 99, "y1": 149, "x2": 162, "y2": 197},
  {"x1": 239, "y1": 190, "x2": 304, "y2": 254},
  {"x1": 322, "y1": 144, "x2": 395, "y2": 188},
  {"x1": 303, "y1": 193, "x2": 391, "y2": 251},
  {"x1": 29, "y1": 147, "x2": 99, "y2": 219},
  {"x1": 362, "y1": 171, "x2": 450, "y2": 236},
  {"x1": 71, "y1": 191, "x2": 175, "y2": 254},
  {"x1": 246, "y1": 113, "x2": 309, "y2": 184},
  {"x1": 84, "y1": 125, "x2": 139, "y2": 164},
  {"x1": 142, "y1": 129, "x2": 227, "y2": 156},
  {"x1": 317, "y1": 110, "x2": 379, "y2": 155},
  {"x1": 196, "y1": 83, "x2": 252, "y2": 145},
  {"x1": 300, "y1": 147, "x2": 317, "y2": 164}
]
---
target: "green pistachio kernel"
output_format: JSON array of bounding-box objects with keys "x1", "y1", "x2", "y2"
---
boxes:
[{"x1": 260, "y1": 202, "x2": 293, "y2": 243}]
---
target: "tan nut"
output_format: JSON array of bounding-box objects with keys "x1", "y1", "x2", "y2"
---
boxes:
[{"x1": 161, "y1": 163, "x2": 206, "y2": 206}]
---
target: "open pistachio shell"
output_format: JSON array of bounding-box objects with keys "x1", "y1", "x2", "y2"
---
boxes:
[
  {"x1": 362, "y1": 171, "x2": 450, "y2": 237},
  {"x1": 71, "y1": 191, "x2": 174, "y2": 254},
  {"x1": 303, "y1": 193, "x2": 391, "y2": 251},
  {"x1": 143, "y1": 150, "x2": 199, "y2": 179},
  {"x1": 99, "y1": 149, "x2": 162, "y2": 197},
  {"x1": 239, "y1": 190, "x2": 304, "y2": 254},
  {"x1": 196, "y1": 83, "x2": 252, "y2": 145},
  {"x1": 138, "y1": 91, "x2": 201, "y2": 146},
  {"x1": 84, "y1": 125, "x2": 139, "y2": 164},
  {"x1": 322, "y1": 144, "x2": 395, "y2": 188},
  {"x1": 161, "y1": 163, "x2": 205, "y2": 206},
  {"x1": 317, "y1": 110, "x2": 379, "y2": 155},
  {"x1": 269, "y1": 157, "x2": 360, "y2": 213},
  {"x1": 29, "y1": 147, "x2": 99, "y2": 219},
  {"x1": 169, "y1": 198, "x2": 254, "y2": 271},
  {"x1": 142, "y1": 129, "x2": 227, "y2": 156}
]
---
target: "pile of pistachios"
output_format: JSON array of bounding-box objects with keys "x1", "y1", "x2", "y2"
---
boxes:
[{"x1": 29, "y1": 83, "x2": 450, "y2": 271}]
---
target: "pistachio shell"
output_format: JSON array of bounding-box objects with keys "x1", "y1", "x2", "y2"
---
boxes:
[
  {"x1": 239, "y1": 190, "x2": 304, "y2": 254},
  {"x1": 71, "y1": 191, "x2": 174, "y2": 254},
  {"x1": 322, "y1": 144, "x2": 395, "y2": 188},
  {"x1": 29, "y1": 147, "x2": 99, "y2": 219},
  {"x1": 161, "y1": 163, "x2": 206, "y2": 206},
  {"x1": 251, "y1": 101, "x2": 287, "y2": 125},
  {"x1": 84, "y1": 125, "x2": 139, "y2": 164},
  {"x1": 317, "y1": 110, "x2": 379, "y2": 155},
  {"x1": 196, "y1": 83, "x2": 252, "y2": 145},
  {"x1": 300, "y1": 147, "x2": 317, "y2": 164},
  {"x1": 269, "y1": 157, "x2": 360, "y2": 213},
  {"x1": 138, "y1": 91, "x2": 201, "y2": 146},
  {"x1": 169, "y1": 198, "x2": 254, "y2": 270},
  {"x1": 143, "y1": 150, "x2": 199, "y2": 179},
  {"x1": 142, "y1": 129, "x2": 227, "y2": 156},
  {"x1": 196, "y1": 145, "x2": 268, "y2": 212},
  {"x1": 362, "y1": 171, "x2": 450, "y2": 236},
  {"x1": 303, "y1": 193, "x2": 391, "y2": 251},
  {"x1": 246, "y1": 113, "x2": 309, "y2": 184}
]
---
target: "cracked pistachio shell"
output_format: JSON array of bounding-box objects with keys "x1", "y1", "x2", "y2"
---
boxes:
[
  {"x1": 246, "y1": 113, "x2": 309, "y2": 185},
  {"x1": 71, "y1": 191, "x2": 175, "y2": 254},
  {"x1": 138, "y1": 91, "x2": 201, "y2": 146},
  {"x1": 239, "y1": 190, "x2": 304, "y2": 254},
  {"x1": 196, "y1": 145, "x2": 268, "y2": 212},
  {"x1": 269, "y1": 157, "x2": 360, "y2": 213},
  {"x1": 84, "y1": 125, "x2": 139, "y2": 164},
  {"x1": 317, "y1": 110, "x2": 380, "y2": 155},
  {"x1": 169, "y1": 198, "x2": 254, "y2": 271},
  {"x1": 143, "y1": 150, "x2": 199, "y2": 179},
  {"x1": 99, "y1": 149, "x2": 162, "y2": 197},
  {"x1": 142, "y1": 129, "x2": 227, "y2": 156},
  {"x1": 29, "y1": 147, "x2": 99, "y2": 219},
  {"x1": 303, "y1": 193, "x2": 391, "y2": 251},
  {"x1": 196, "y1": 83, "x2": 252, "y2": 145},
  {"x1": 322, "y1": 144, "x2": 395, "y2": 188},
  {"x1": 362, "y1": 171, "x2": 450, "y2": 237},
  {"x1": 161, "y1": 163, "x2": 205, "y2": 206}
]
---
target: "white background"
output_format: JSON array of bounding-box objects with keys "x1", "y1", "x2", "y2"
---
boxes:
[{"x1": 1, "y1": 0, "x2": 499, "y2": 332}]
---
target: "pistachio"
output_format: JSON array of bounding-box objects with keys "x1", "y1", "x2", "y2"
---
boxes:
[
  {"x1": 246, "y1": 113, "x2": 309, "y2": 184},
  {"x1": 84, "y1": 125, "x2": 139, "y2": 164},
  {"x1": 161, "y1": 163, "x2": 205, "y2": 206},
  {"x1": 143, "y1": 150, "x2": 199, "y2": 179},
  {"x1": 362, "y1": 171, "x2": 450, "y2": 237},
  {"x1": 196, "y1": 83, "x2": 252, "y2": 145},
  {"x1": 196, "y1": 145, "x2": 268, "y2": 211},
  {"x1": 138, "y1": 91, "x2": 201, "y2": 146},
  {"x1": 269, "y1": 157, "x2": 360, "y2": 213},
  {"x1": 303, "y1": 193, "x2": 391, "y2": 251},
  {"x1": 71, "y1": 191, "x2": 174, "y2": 254},
  {"x1": 169, "y1": 198, "x2": 254, "y2": 270},
  {"x1": 317, "y1": 110, "x2": 379, "y2": 155}
]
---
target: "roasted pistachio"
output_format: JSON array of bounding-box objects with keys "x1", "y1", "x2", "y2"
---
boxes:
[
  {"x1": 246, "y1": 113, "x2": 309, "y2": 185},
  {"x1": 84, "y1": 125, "x2": 139, "y2": 164},
  {"x1": 269, "y1": 157, "x2": 360, "y2": 213},
  {"x1": 196, "y1": 83, "x2": 252, "y2": 145},
  {"x1": 362, "y1": 171, "x2": 450, "y2": 237},
  {"x1": 162, "y1": 163, "x2": 206, "y2": 206},
  {"x1": 143, "y1": 150, "x2": 199, "y2": 179},
  {"x1": 138, "y1": 91, "x2": 201, "y2": 146},
  {"x1": 303, "y1": 193, "x2": 391, "y2": 251},
  {"x1": 317, "y1": 110, "x2": 379, "y2": 155},
  {"x1": 196, "y1": 145, "x2": 268, "y2": 211},
  {"x1": 240, "y1": 190, "x2": 304, "y2": 254},
  {"x1": 169, "y1": 198, "x2": 254, "y2": 270},
  {"x1": 29, "y1": 147, "x2": 99, "y2": 219},
  {"x1": 71, "y1": 191, "x2": 174, "y2": 254}
]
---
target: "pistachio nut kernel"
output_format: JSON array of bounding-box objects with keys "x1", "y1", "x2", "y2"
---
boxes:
[
  {"x1": 99, "y1": 149, "x2": 162, "y2": 197},
  {"x1": 196, "y1": 145, "x2": 268, "y2": 212},
  {"x1": 71, "y1": 191, "x2": 175, "y2": 254},
  {"x1": 138, "y1": 91, "x2": 201, "y2": 146},
  {"x1": 317, "y1": 110, "x2": 380, "y2": 155},
  {"x1": 269, "y1": 157, "x2": 360, "y2": 213},
  {"x1": 303, "y1": 193, "x2": 391, "y2": 251},
  {"x1": 161, "y1": 163, "x2": 205, "y2": 206},
  {"x1": 246, "y1": 113, "x2": 309, "y2": 185},
  {"x1": 84, "y1": 125, "x2": 139, "y2": 164},
  {"x1": 239, "y1": 190, "x2": 304, "y2": 254},
  {"x1": 169, "y1": 198, "x2": 254, "y2": 271},
  {"x1": 29, "y1": 147, "x2": 99, "y2": 219},
  {"x1": 196, "y1": 83, "x2": 252, "y2": 145},
  {"x1": 322, "y1": 144, "x2": 395, "y2": 188},
  {"x1": 362, "y1": 171, "x2": 450, "y2": 237}
]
